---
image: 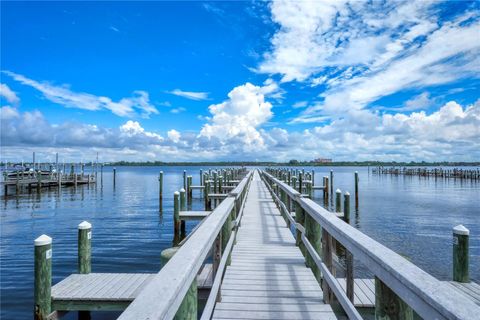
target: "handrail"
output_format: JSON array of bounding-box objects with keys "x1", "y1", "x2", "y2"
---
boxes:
[
  {"x1": 261, "y1": 170, "x2": 480, "y2": 319},
  {"x1": 119, "y1": 171, "x2": 252, "y2": 320},
  {"x1": 202, "y1": 171, "x2": 252, "y2": 319}
]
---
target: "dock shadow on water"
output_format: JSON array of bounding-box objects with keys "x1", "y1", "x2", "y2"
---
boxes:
[{"x1": 1, "y1": 166, "x2": 479, "y2": 319}]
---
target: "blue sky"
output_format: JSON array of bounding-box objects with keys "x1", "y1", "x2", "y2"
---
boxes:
[{"x1": 1, "y1": 1, "x2": 479, "y2": 162}]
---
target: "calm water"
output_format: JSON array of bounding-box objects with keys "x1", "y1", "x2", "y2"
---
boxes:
[{"x1": 1, "y1": 166, "x2": 479, "y2": 319}]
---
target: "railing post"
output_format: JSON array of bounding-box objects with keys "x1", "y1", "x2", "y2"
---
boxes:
[
  {"x1": 322, "y1": 230, "x2": 333, "y2": 303},
  {"x1": 295, "y1": 199, "x2": 306, "y2": 256},
  {"x1": 304, "y1": 211, "x2": 321, "y2": 282},
  {"x1": 453, "y1": 225, "x2": 469, "y2": 282},
  {"x1": 375, "y1": 277, "x2": 417, "y2": 319},
  {"x1": 34, "y1": 234, "x2": 52, "y2": 320},
  {"x1": 160, "y1": 247, "x2": 197, "y2": 319}
]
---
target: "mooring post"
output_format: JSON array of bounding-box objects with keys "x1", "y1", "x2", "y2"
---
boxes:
[
  {"x1": 453, "y1": 225, "x2": 469, "y2": 282},
  {"x1": 299, "y1": 173, "x2": 303, "y2": 193},
  {"x1": 113, "y1": 167, "x2": 116, "y2": 186},
  {"x1": 330, "y1": 170, "x2": 334, "y2": 195},
  {"x1": 37, "y1": 171, "x2": 42, "y2": 193},
  {"x1": 335, "y1": 189, "x2": 342, "y2": 213},
  {"x1": 325, "y1": 176, "x2": 329, "y2": 202},
  {"x1": 213, "y1": 171, "x2": 218, "y2": 193},
  {"x1": 344, "y1": 192, "x2": 350, "y2": 223},
  {"x1": 160, "y1": 247, "x2": 197, "y2": 319},
  {"x1": 159, "y1": 171, "x2": 164, "y2": 202},
  {"x1": 219, "y1": 175, "x2": 223, "y2": 193},
  {"x1": 187, "y1": 176, "x2": 192, "y2": 201},
  {"x1": 292, "y1": 176, "x2": 297, "y2": 191},
  {"x1": 354, "y1": 171, "x2": 359, "y2": 208},
  {"x1": 34, "y1": 234, "x2": 52, "y2": 320},
  {"x1": 204, "y1": 181, "x2": 210, "y2": 210},
  {"x1": 180, "y1": 188, "x2": 186, "y2": 235},
  {"x1": 173, "y1": 191, "x2": 180, "y2": 241},
  {"x1": 78, "y1": 221, "x2": 92, "y2": 274},
  {"x1": 183, "y1": 170, "x2": 186, "y2": 191},
  {"x1": 200, "y1": 169, "x2": 203, "y2": 186}
]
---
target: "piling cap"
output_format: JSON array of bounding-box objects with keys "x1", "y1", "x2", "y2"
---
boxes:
[
  {"x1": 34, "y1": 234, "x2": 52, "y2": 246},
  {"x1": 345, "y1": 191, "x2": 350, "y2": 196},
  {"x1": 336, "y1": 189, "x2": 342, "y2": 193},
  {"x1": 160, "y1": 171, "x2": 163, "y2": 174},
  {"x1": 180, "y1": 188, "x2": 185, "y2": 193},
  {"x1": 453, "y1": 225, "x2": 469, "y2": 236},
  {"x1": 174, "y1": 191, "x2": 180, "y2": 195},
  {"x1": 78, "y1": 221, "x2": 92, "y2": 230}
]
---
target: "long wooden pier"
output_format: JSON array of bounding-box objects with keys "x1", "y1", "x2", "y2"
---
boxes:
[
  {"x1": 33, "y1": 168, "x2": 480, "y2": 320},
  {"x1": 211, "y1": 171, "x2": 336, "y2": 319}
]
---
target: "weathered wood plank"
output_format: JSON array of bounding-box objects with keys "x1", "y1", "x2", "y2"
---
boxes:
[{"x1": 179, "y1": 210, "x2": 211, "y2": 221}]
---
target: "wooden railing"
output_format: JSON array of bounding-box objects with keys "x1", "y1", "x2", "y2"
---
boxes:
[
  {"x1": 118, "y1": 170, "x2": 253, "y2": 320},
  {"x1": 261, "y1": 170, "x2": 479, "y2": 319}
]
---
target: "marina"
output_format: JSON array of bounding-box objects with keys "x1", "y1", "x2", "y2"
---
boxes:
[{"x1": 1, "y1": 165, "x2": 479, "y2": 319}]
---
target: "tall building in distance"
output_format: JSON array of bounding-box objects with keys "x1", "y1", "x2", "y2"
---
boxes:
[{"x1": 313, "y1": 158, "x2": 333, "y2": 163}]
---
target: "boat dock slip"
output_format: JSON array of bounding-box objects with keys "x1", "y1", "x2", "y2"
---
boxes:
[
  {"x1": 212, "y1": 171, "x2": 336, "y2": 319},
  {"x1": 34, "y1": 168, "x2": 480, "y2": 320}
]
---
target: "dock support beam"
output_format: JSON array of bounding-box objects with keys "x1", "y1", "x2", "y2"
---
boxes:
[{"x1": 34, "y1": 234, "x2": 52, "y2": 320}]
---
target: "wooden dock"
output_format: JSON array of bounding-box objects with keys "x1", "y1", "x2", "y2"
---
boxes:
[
  {"x1": 33, "y1": 168, "x2": 480, "y2": 320},
  {"x1": 212, "y1": 172, "x2": 337, "y2": 319}
]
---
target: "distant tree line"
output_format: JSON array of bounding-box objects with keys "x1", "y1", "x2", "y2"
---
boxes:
[{"x1": 105, "y1": 160, "x2": 480, "y2": 167}]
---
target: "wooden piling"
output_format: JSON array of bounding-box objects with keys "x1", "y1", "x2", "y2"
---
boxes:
[
  {"x1": 173, "y1": 191, "x2": 180, "y2": 240},
  {"x1": 113, "y1": 167, "x2": 116, "y2": 186},
  {"x1": 354, "y1": 171, "x2": 359, "y2": 208},
  {"x1": 204, "y1": 181, "x2": 210, "y2": 210},
  {"x1": 187, "y1": 176, "x2": 192, "y2": 200},
  {"x1": 330, "y1": 170, "x2": 333, "y2": 195},
  {"x1": 78, "y1": 221, "x2": 92, "y2": 274},
  {"x1": 335, "y1": 189, "x2": 342, "y2": 213},
  {"x1": 180, "y1": 189, "x2": 186, "y2": 235},
  {"x1": 453, "y1": 225, "x2": 469, "y2": 283},
  {"x1": 159, "y1": 171, "x2": 164, "y2": 202},
  {"x1": 34, "y1": 234, "x2": 52, "y2": 320},
  {"x1": 344, "y1": 192, "x2": 350, "y2": 223},
  {"x1": 200, "y1": 169, "x2": 203, "y2": 186},
  {"x1": 183, "y1": 170, "x2": 187, "y2": 191}
]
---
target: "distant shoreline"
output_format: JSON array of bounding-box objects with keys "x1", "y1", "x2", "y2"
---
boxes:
[{"x1": 102, "y1": 161, "x2": 480, "y2": 167}]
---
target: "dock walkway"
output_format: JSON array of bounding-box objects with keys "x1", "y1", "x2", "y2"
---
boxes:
[{"x1": 212, "y1": 171, "x2": 336, "y2": 319}]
